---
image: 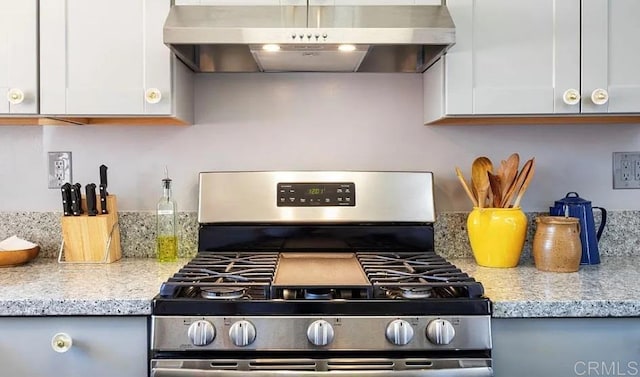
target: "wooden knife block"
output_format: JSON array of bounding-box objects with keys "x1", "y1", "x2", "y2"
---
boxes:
[{"x1": 60, "y1": 195, "x2": 121, "y2": 263}]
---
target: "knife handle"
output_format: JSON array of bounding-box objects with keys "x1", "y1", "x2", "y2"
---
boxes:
[
  {"x1": 99, "y1": 165, "x2": 108, "y2": 191},
  {"x1": 74, "y1": 183, "x2": 84, "y2": 214},
  {"x1": 70, "y1": 185, "x2": 81, "y2": 216},
  {"x1": 99, "y1": 184, "x2": 109, "y2": 214},
  {"x1": 86, "y1": 184, "x2": 98, "y2": 216},
  {"x1": 61, "y1": 183, "x2": 72, "y2": 216}
]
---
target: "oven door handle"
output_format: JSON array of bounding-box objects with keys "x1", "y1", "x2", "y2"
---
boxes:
[{"x1": 151, "y1": 367, "x2": 493, "y2": 377}]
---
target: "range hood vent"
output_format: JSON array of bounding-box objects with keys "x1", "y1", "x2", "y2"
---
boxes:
[{"x1": 163, "y1": 5, "x2": 455, "y2": 73}]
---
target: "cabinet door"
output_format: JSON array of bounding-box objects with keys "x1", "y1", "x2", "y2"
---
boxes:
[
  {"x1": 0, "y1": 0, "x2": 38, "y2": 114},
  {"x1": 582, "y1": 0, "x2": 640, "y2": 113},
  {"x1": 493, "y1": 318, "x2": 640, "y2": 377},
  {"x1": 445, "y1": 0, "x2": 581, "y2": 115},
  {"x1": 0, "y1": 317, "x2": 147, "y2": 377},
  {"x1": 333, "y1": 1, "x2": 433, "y2": 4},
  {"x1": 40, "y1": 0, "x2": 171, "y2": 116},
  {"x1": 188, "y1": 0, "x2": 281, "y2": 4}
]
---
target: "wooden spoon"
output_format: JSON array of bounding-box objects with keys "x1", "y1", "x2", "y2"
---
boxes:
[
  {"x1": 513, "y1": 158, "x2": 536, "y2": 208},
  {"x1": 471, "y1": 157, "x2": 493, "y2": 208},
  {"x1": 502, "y1": 158, "x2": 533, "y2": 208},
  {"x1": 455, "y1": 167, "x2": 479, "y2": 207},
  {"x1": 487, "y1": 172, "x2": 502, "y2": 208}
]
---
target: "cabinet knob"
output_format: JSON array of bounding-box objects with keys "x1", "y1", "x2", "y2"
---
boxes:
[
  {"x1": 145, "y1": 88, "x2": 162, "y2": 104},
  {"x1": 562, "y1": 89, "x2": 580, "y2": 105},
  {"x1": 51, "y1": 332, "x2": 73, "y2": 353},
  {"x1": 7, "y1": 88, "x2": 25, "y2": 105},
  {"x1": 591, "y1": 89, "x2": 609, "y2": 105}
]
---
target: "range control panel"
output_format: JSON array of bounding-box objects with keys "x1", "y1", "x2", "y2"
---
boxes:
[{"x1": 277, "y1": 182, "x2": 355, "y2": 207}]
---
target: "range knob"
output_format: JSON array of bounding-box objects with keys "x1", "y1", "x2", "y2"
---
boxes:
[
  {"x1": 187, "y1": 320, "x2": 215, "y2": 346},
  {"x1": 426, "y1": 319, "x2": 455, "y2": 345},
  {"x1": 385, "y1": 319, "x2": 414, "y2": 346},
  {"x1": 229, "y1": 320, "x2": 256, "y2": 347},
  {"x1": 307, "y1": 320, "x2": 334, "y2": 346}
]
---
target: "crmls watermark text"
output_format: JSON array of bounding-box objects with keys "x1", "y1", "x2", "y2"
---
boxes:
[{"x1": 574, "y1": 361, "x2": 639, "y2": 376}]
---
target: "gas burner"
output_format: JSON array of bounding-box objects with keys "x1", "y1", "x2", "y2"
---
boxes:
[
  {"x1": 304, "y1": 289, "x2": 333, "y2": 300},
  {"x1": 384, "y1": 287, "x2": 433, "y2": 300},
  {"x1": 200, "y1": 286, "x2": 247, "y2": 300},
  {"x1": 400, "y1": 287, "x2": 434, "y2": 299}
]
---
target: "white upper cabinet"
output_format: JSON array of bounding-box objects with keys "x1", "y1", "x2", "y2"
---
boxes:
[
  {"x1": 424, "y1": 0, "x2": 640, "y2": 123},
  {"x1": 0, "y1": 0, "x2": 38, "y2": 115},
  {"x1": 175, "y1": 1, "x2": 291, "y2": 4},
  {"x1": 40, "y1": 0, "x2": 192, "y2": 123},
  {"x1": 334, "y1": 1, "x2": 437, "y2": 4},
  {"x1": 174, "y1": 1, "x2": 441, "y2": 6},
  {"x1": 581, "y1": 0, "x2": 640, "y2": 113}
]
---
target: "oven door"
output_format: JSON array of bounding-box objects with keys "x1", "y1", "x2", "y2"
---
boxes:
[{"x1": 151, "y1": 358, "x2": 493, "y2": 377}]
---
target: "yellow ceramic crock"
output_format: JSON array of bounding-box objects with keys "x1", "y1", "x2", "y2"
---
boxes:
[{"x1": 467, "y1": 207, "x2": 527, "y2": 268}]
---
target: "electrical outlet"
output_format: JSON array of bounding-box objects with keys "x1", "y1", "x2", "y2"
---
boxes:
[
  {"x1": 613, "y1": 152, "x2": 640, "y2": 189},
  {"x1": 48, "y1": 152, "x2": 72, "y2": 189}
]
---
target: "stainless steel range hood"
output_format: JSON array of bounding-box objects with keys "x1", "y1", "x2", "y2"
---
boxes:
[{"x1": 163, "y1": 5, "x2": 455, "y2": 73}]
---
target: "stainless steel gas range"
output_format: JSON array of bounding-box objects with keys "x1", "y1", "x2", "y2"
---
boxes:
[{"x1": 150, "y1": 171, "x2": 492, "y2": 377}]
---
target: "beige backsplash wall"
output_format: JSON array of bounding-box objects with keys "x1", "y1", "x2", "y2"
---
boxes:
[{"x1": 1, "y1": 72, "x2": 640, "y2": 212}]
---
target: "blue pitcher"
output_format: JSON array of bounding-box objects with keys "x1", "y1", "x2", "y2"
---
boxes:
[{"x1": 549, "y1": 192, "x2": 607, "y2": 265}]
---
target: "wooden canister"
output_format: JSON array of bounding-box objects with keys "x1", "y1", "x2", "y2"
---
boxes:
[{"x1": 532, "y1": 216, "x2": 581, "y2": 272}]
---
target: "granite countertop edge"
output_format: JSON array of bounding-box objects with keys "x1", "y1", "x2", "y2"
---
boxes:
[
  {"x1": 450, "y1": 256, "x2": 640, "y2": 319},
  {"x1": 1, "y1": 257, "x2": 639, "y2": 318}
]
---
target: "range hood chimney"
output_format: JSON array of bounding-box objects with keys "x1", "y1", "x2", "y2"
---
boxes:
[{"x1": 163, "y1": 4, "x2": 455, "y2": 73}]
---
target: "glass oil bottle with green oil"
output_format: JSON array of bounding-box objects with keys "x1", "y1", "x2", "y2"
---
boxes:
[{"x1": 157, "y1": 170, "x2": 177, "y2": 262}]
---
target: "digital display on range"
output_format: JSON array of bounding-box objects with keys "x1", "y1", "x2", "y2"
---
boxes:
[
  {"x1": 306, "y1": 188, "x2": 325, "y2": 195},
  {"x1": 277, "y1": 182, "x2": 355, "y2": 207}
]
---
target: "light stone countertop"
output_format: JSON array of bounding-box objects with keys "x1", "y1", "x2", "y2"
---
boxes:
[
  {"x1": 450, "y1": 256, "x2": 640, "y2": 318},
  {"x1": 1, "y1": 256, "x2": 639, "y2": 318},
  {"x1": 0, "y1": 258, "x2": 186, "y2": 316}
]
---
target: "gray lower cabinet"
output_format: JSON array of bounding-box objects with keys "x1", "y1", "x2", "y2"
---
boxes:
[
  {"x1": 493, "y1": 318, "x2": 640, "y2": 377},
  {"x1": 0, "y1": 316, "x2": 147, "y2": 377}
]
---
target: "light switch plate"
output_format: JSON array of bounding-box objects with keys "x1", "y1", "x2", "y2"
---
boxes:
[{"x1": 613, "y1": 152, "x2": 640, "y2": 189}]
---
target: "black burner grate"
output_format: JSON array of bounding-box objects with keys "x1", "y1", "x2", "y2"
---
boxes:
[
  {"x1": 357, "y1": 252, "x2": 484, "y2": 298},
  {"x1": 159, "y1": 251, "x2": 483, "y2": 300},
  {"x1": 159, "y1": 252, "x2": 279, "y2": 299}
]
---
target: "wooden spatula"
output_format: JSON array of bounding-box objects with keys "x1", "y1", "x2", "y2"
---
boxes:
[
  {"x1": 513, "y1": 158, "x2": 536, "y2": 208},
  {"x1": 488, "y1": 172, "x2": 502, "y2": 208},
  {"x1": 499, "y1": 153, "x2": 520, "y2": 197},
  {"x1": 455, "y1": 167, "x2": 479, "y2": 207},
  {"x1": 502, "y1": 158, "x2": 534, "y2": 208}
]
